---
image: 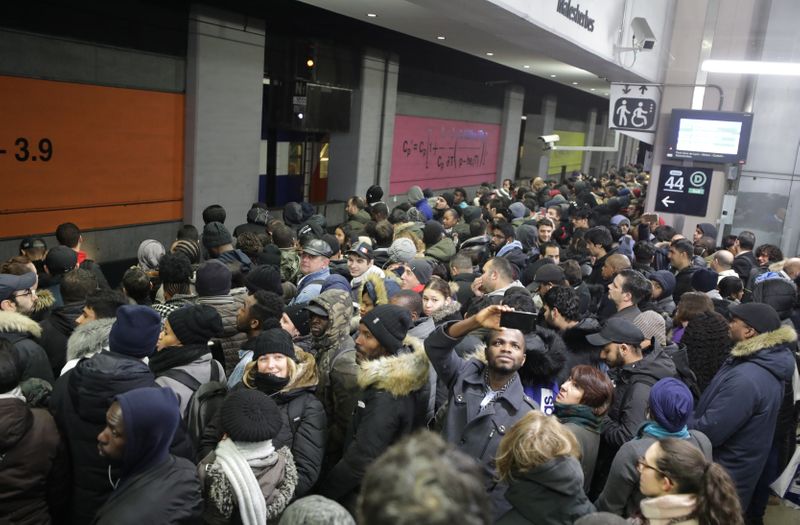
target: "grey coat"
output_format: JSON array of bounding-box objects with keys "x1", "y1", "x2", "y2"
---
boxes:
[
  {"x1": 155, "y1": 352, "x2": 226, "y2": 416},
  {"x1": 564, "y1": 422, "x2": 600, "y2": 493},
  {"x1": 425, "y1": 323, "x2": 537, "y2": 519},
  {"x1": 594, "y1": 429, "x2": 711, "y2": 517}
]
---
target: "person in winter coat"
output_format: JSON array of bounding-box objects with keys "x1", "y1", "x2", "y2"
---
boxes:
[
  {"x1": 357, "y1": 272, "x2": 402, "y2": 318},
  {"x1": 345, "y1": 242, "x2": 385, "y2": 300},
  {"x1": 518, "y1": 325, "x2": 568, "y2": 415},
  {"x1": 49, "y1": 305, "x2": 193, "y2": 524},
  {"x1": 542, "y1": 286, "x2": 604, "y2": 373},
  {"x1": 647, "y1": 270, "x2": 676, "y2": 318},
  {"x1": 555, "y1": 365, "x2": 614, "y2": 492},
  {"x1": 306, "y1": 289, "x2": 360, "y2": 471},
  {"x1": 689, "y1": 302, "x2": 796, "y2": 512},
  {"x1": 345, "y1": 196, "x2": 371, "y2": 233},
  {"x1": 589, "y1": 319, "x2": 677, "y2": 449},
  {"x1": 320, "y1": 305, "x2": 430, "y2": 508},
  {"x1": 150, "y1": 304, "x2": 226, "y2": 415},
  {"x1": 495, "y1": 411, "x2": 596, "y2": 524},
  {"x1": 595, "y1": 378, "x2": 712, "y2": 518},
  {"x1": 0, "y1": 341, "x2": 69, "y2": 523},
  {"x1": 407, "y1": 185, "x2": 433, "y2": 221},
  {"x1": 0, "y1": 272, "x2": 54, "y2": 384},
  {"x1": 199, "y1": 389, "x2": 297, "y2": 525},
  {"x1": 680, "y1": 311, "x2": 731, "y2": 394},
  {"x1": 423, "y1": 221, "x2": 457, "y2": 265},
  {"x1": 425, "y1": 304, "x2": 538, "y2": 519},
  {"x1": 490, "y1": 221, "x2": 528, "y2": 277},
  {"x1": 93, "y1": 387, "x2": 202, "y2": 524},
  {"x1": 60, "y1": 288, "x2": 126, "y2": 375},
  {"x1": 233, "y1": 203, "x2": 270, "y2": 238},
  {"x1": 636, "y1": 438, "x2": 743, "y2": 525}
]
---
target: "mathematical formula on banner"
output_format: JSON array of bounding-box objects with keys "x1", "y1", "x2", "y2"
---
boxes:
[{"x1": 400, "y1": 138, "x2": 488, "y2": 171}]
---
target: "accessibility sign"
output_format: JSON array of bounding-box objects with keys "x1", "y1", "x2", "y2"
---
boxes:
[
  {"x1": 654, "y1": 165, "x2": 713, "y2": 216},
  {"x1": 609, "y1": 83, "x2": 660, "y2": 133}
]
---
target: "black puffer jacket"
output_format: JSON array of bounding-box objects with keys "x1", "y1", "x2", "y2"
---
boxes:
[
  {"x1": 49, "y1": 351, "x2": 193, "y2": 524},
  {"x1": 0, "y1": 311, "x2": 54, "y2": 385},
  {"x1": 38, "y1": 301, "x2": 83, "y2": 376},
  {"x1": 560, "y1": 317, "x2": 603, "y2": 375},
  {"x1": 682, "y1": 312, "x2": 732, "y2": 394}
]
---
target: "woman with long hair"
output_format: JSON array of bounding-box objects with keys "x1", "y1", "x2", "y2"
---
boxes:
[
  {"x1": 495, "y1": 411, "x2": 595, "y2": 524},
  {"x1": 421, "y1": 276, "x2": 462, "y2": 325},
  {"x1": 555, "y1": 365, "x2": 614, "y2": 492},
  {"x1": 636, "y1": 438, "x2": 743, "y2": 525}
]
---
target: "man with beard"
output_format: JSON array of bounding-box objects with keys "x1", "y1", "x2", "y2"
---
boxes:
[
  {"x1": 467, "y1": 257, "x2": 523, "y2": 316},
  {"x1": 425, "y1": 304, "x2": 537, "y2": 519},
  {"x1": 542, "y1": 286, "x2": 603, "y2": 374},
  {"x1": 0, "y1": 272, "x2": 53, "y2": 383},
  {"x1": 489, "y1": 221, "x2": 527, "y2": 276}
]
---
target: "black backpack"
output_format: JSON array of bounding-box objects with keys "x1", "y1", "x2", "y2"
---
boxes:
[{"x1": 161, "y1": 364, "x2": 227, "y2": 451}]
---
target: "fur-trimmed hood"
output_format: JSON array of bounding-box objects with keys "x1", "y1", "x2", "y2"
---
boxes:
[
  {"x1": 731, "y1": 324, "x2": 797, "y2": 358},
  {"x1": 66, "y1": 318, "x2": 115, "y2": 361},
  {"x1": 282, "y1": 349, "x2": 319, "y2": 392},
  {"x1": 0, "y1": 310, "x2": 42, "y2": 338},
  {"x1": 357, "y1": 335, "x2": 430, "y2": 396},
  {"x1": 430, "y1": 299, "x2": 462, "y2": 324},
  {"x1": 33, "y1": 289, "x2": 56, "y2": 315}
]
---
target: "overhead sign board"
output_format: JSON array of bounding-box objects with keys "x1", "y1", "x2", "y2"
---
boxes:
[
  {"x1": 609, "y1": 83, "x2": 659, "y2": 133},
  {"x1": 654, "y1": 165, "x2": 713, "y2": 216}
]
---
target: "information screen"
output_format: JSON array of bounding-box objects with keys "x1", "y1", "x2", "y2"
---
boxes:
[{"x1": 665, "y1": 109, "x2": 753, "y2": 164}]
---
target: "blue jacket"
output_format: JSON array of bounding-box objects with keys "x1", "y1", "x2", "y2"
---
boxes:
[
  {"x1": 291, "y1": 267, "x2": 331, "y2": 305},
  {"x1": 414, "y1": 199, "x2": 433, "y2": 221},
  {"x1": 689, "y1": 324, "x2": 796, "y2": 508}
]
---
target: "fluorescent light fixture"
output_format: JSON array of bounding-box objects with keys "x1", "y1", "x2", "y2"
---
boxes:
[
  {"x1": 366, "y1": 13, "x2": 377, "y2": 18},
  {"x1": 523, "y1": 65, "x2": 530, "y2": 69},
  {"x1": 550, "y1": 74, "x2": 557, "y2": 78},
  {"x1": 486, "y1": 52, "x2": 494, "y2": 56},
  {"x1": 701, "y1": 59, "x2": 800, "y2": 75},
  {"x1": 572, "y1": 81, "x2": 579, "y2": 85},
  {"x1": 590, "y1": 88, "x2": 595, "y2": 91},
  {"x1": 437, "y1": 35, "x2": 445, "y2": 40}
]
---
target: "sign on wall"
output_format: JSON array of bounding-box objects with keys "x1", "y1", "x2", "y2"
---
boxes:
[
  {"x1": 609, "y1": 83, "x2": 660, "y2": 133},
  {"x1": 0, "y1": 75, "x2": 184, "y2": 238},
  {"x1": 654, "y1": 164, "x2": 713, "y2": 216},
  {"x1": 390, "y1": 115, "x2": 500, "y2": 195}
]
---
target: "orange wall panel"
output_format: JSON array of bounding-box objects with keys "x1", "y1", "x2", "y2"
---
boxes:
[{"x1": 0, "y1": 75, "x2": 185, "y2": 238}]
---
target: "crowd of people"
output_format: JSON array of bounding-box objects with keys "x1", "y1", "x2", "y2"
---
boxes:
[{"x1": 1, "y1": 167, "x2": 798, "y2": 525}]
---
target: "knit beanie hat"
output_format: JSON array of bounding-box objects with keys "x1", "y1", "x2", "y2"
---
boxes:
[
  {"x1": 252, "y1": 328, "x2": 296, "y2": 361},
  {"x1": 361, "y1": 305, "x2": 413, "y2": 353},
  {"x1": 407, "y1": 185, "x2": 424, "y2": 204},
  {"x1": 691, "y1": 268, "x2": 719, "y2": 293},
  {"x1": 633, "y1": 311, "x2": 666, "y2": 347},
  {"x1": 202, "y1": 221, "x2": 233, "y2": 250},
  {"x1": 648, "y1": 377, "x2": 694, "y2": 432},
  {"x1": 423, "y1": 221, "x2": 445, "y2": 247},
  {"x1": 462, "y1": 206, "x2": 482, "y2": 223},
  {"x1": 649, "y1": 270, "x2": 676, "y2": 298},
  {"x1": 245, "y1": 264, "x2": 283, "y2": 295},
  {"x1": 45, "y1": 246, "x2": 78, "y2": 275},
  {"x1": 284, "y1": 304, "x2": 311, "y2": 336},
  {"x1": 610, "y1": 215, "x2": 631, "y2": 227},
  {"x1": 441, "y1": 192, "x2": 455, "y2": 209},
  {"x1": 246, "y1": 206, "x2": 270, "y2": 226},
  {"x1": 283, "y1": 202, "x2": 303, "y2": 225},
  {"x1": 195, "y1": 260, "x2": 232, "y2": 297},
  {"x1": 366, "y1": 185, "x2": 384, "y2": 205},
  {"x1": 167, "y1": 304, "x2": 224, "y2": 345},
  {"x1": 172, "y1": 239, "x2": 201, "y2": 265},
  {"x1": 409, "y1": 259, "x2": 433, "y2": 285},
  {"x1": 509, "y1": 202, "x2": 528, "y2": 220},
  {"x1": 387, "y1": 238, "x2": 417, "y2": 264},
  {"x1": 221, "y1": 389, "x2": 283, "y2": 442},
  {"x1": 280, "y1": 495, "x2": 355, "y2": 525},
  {"x1": 406, "y1": 207, "x2": 425, "y2": 223},
  {"x1": 109, "y1": 305, "x2": 162, "y2": 358}
]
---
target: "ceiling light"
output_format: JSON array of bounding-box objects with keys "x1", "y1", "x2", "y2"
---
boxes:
[
  {"x1": 437, "y1": 35, "x2": 446, "y2": 40},
  {"x1": 550, "y1": 74, "x2": 557, "y2": 78},
  {"x1": 701, "y1": 59, "x2": 800, "y2": 75},
  {"x1": 486, "y1": 52, "x2": 494, "y2": 56},
  {"x1": 572, "y1": 81, "x2": 579, "y2": 85},
  {"x1": 366, "y1": 13, "x2": 377, "y2": 18},
  {"x1": 523, "y1": 65, "x2": 530, "y2": 69},
  {"x1": 590, "y1": 88, "x2": 595, "y2": 91},
  {"x1": 604, "y1": 93, "x2": 609, "y2": 96}
]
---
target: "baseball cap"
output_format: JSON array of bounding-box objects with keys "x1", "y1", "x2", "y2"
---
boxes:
[
  {"x1": 586, "y1": 318, "x2": 645, "y2": 346},
  {"x1": 0, "y1": 272, "x2": 37, "y2": 301},
  {"x1": 301, "y1": 239, "x2": 333, "y2": 258},
  {"x1": 533, "y1": 264, "x2": 565, "y2": 283},
  {"x1": 304, "y1": 302, "x2": 329, "y2": 318},
  {"x1": 345, "y1": 242, "x2": 373, "y2": 261}
]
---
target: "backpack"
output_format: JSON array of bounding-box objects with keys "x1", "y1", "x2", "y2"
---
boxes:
[{"x1": 162, "y1": 364, "x2": 227, "y2": 451}]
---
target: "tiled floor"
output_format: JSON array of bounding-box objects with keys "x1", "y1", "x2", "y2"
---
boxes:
[{"x1": 765, "y1": 501, "x2": 800, "y2": 524}]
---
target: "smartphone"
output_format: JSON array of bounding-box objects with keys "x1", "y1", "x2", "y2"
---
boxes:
[{"x1": 500, "y1": 311, "x2": 537, "y2": 332}]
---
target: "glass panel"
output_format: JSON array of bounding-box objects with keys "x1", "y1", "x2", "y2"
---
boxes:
[{"x1": 731, "y1": 174, "x2": 791, "y2": 247}]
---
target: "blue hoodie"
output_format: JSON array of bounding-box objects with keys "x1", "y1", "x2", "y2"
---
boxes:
[{"x1": 115, "y1": 387, "x2": 180, "y2": 480}]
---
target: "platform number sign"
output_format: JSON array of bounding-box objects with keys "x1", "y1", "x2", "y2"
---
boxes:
[
  {"x1": 654, "y1": 165, "x2": 713, "y2": 217},
  {"x1": 609, "y1": 83, "x2": 660, "y2": 133}
]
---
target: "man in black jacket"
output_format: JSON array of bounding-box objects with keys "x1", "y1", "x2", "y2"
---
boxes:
[
  {"x1": 668, "y1": 239, "x2": 698, "y2": 303},
  {"x1": 93, "y1": 386, "x2": 202, "y2": 524},
  {"x1": 320, "y1": 305, "x2": 429, "y2": 509},
  {"x1": 542, "y1": 286, "x2": 603, "y2": 374},
  {"x1": 732, "y1": 230, "x2": 758, "y2": 281}
]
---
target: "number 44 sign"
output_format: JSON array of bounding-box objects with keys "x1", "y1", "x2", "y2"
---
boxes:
[{"x1": 654, "y1": 165, "x2": 713, "y2": 217}]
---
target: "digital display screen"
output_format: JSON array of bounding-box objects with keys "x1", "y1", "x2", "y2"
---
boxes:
[{"x1": 665, "y1": 110, "x2": 753, "y2": 164}]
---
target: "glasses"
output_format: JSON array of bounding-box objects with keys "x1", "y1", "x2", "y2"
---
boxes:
[
  {"x1": 13, "y1": 289, "x2": 35, "y2": 299},
  {"x1": 637, "y1": 456, "x2": 666, "y2": 476}
]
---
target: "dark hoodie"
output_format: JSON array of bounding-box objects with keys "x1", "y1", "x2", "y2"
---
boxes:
[
  {"x1": 497, "y1": 456, "x2": 595, "y2": 525},
  {"x1": 696, "y1": 222, "x2": 718, "y2": 240},
  {"x1": 93, "y1": 387, "x2": 202, "y2": 525},
  {"x1": 38, "y1": 301, "x2": 84, "y2": 376},
  {"x1": 520, "y1": 326, "x2": 568, "y2": 415},
  {"x1": 283, "y1": 202, "x2": 304, "y2": 229}
]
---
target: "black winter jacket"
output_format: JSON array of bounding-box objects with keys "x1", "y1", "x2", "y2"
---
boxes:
[
  {"x1": 38, "y1": 301, "x2": 83, "y2": 376},
  {"x1": 0, "y1": 311, "x2": 54, "y2": 385}
]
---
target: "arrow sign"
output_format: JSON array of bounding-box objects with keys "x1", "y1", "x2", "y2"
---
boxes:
[
  {"x1": 639, "y1": 85, "x2": 648, "y2": 94},
  {"x1": 661, "y1": 195, "x2": 674, "y2": 208},
  {"x1": 622, "y1": 84, "x2": 631, "y2": 94}
]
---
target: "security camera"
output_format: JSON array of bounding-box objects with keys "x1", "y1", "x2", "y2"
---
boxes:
[
  {"x1": 631, "y1": 17, "x2": 656, "y2": 50},
  {"x1": 538, "y1": 134, "x2": 560, "y2": 150}
]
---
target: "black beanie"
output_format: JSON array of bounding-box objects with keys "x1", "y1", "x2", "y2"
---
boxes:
[
  {"x1": 284, "y1": 304, "x2": 311, "y2": 336},
  {"x1": 245, "y1": 265, "x2": 283, "y2": 295},
  {"x1": 252, "y1": 328, "x2": 296, "y2": 361},
  {"x1": 366, "y1": 185, "x2": 384, "y2": 205},
  {"x1": 221, "y1": 389, "x2": 283, "y2": 442},
  {"x1": 361, "y1": 305, "x2": 412, "y2": 353},
  {"x1": 167, "y1": 304, "x2": 224, "y2": 345},
  {"x1": 202, "y1": 221, "x2": 233, "y2": 250},
  {"x1": 257, "y1": 244, "x2": 282, "y2": 269},
  {"x1": 423, "y1": 220, "x2": 445, "y2": 247}
]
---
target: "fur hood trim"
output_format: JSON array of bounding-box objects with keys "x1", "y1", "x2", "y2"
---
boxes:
[
  {"x1": 358, "y1": 271, "x2": 391, "y2": 306},
  {"x1": 66, "y1": 318, "x2": 115, "y2": 361},
  {"x1": 357, "y1": 335, "x2": 430, "y2": 396},
  {"x1": 33, "y1": 289, "x2": 56, "y2": 313},
  {"x1": 0, "y1": 310, "x2": 42, "y2": 338},
  {"x1": 283, "y1": 349, "x2": 319, "y2": 391},
  {"x1": 731, "y1": 324, "x2": 797, "y2": 357},
  {"x1": 430, "y1": 300, "x2": 462, "y2": 323}
]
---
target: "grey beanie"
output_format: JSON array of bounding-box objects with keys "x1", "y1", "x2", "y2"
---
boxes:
[
  {"x1": 407, "y1": 185, "x2": 424, "y2": 204},
  {"x1": 278, "y1": 495, "x2": 355, "y2": 525},
  {"x1": 387, "y1": 238, "x2": 417, "y2": 264}
]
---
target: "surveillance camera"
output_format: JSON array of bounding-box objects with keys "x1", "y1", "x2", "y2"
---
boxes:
[
  {"x1": 631, "y1": 17, "x2": 656, "y2": 50},
  {"x1": 538, "y1": 134, "x2": 560, "y2": 150}
]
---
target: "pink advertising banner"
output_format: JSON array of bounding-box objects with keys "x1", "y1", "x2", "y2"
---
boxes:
[{"x1": 389, "y1": 115, "x2": 501, "y2": 195}]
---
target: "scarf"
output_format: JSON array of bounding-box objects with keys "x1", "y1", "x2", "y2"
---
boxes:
[
  {"x1": 496, "y1": 240, "x2": 523, "y2": 258},
  {"x1": 212, "y1": 438, "x2": 275, "y2": 525},
  {"x1": 148, "y1": 344, "x2": 210, "y2": 375},
  {"x1": 253, "y1": 372, "x2": 290, "y2": 395},
  {"x1": 555, "y1": 402, "x2": 602, "y2": 433},
  {"x1": 639, "y1": 421, "x2": 690, "y2": 440}
]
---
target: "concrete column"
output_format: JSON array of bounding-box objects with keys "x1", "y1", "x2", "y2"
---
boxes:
[
  {"x1": 328, "y1": 50, "x2": 399, "y2": 201},
  {"x1": 581, "y1": 108, "x2": 597, "y2": 174},
  {"x1": 538, "y1": 95, "x2": 557, "y2": 179},
  {"x1": 184, "y1": 6, "x2": 265, "y2": 228},
  {"x1": 496, "y1": 84, "x2": 525, "y2": 185}
]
